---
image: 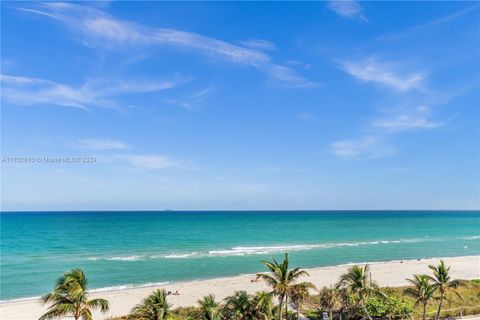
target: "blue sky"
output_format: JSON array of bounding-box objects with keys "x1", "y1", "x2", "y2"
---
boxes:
[{"x1": 1, "y1": 1, "x2": 479, "y2": 211}]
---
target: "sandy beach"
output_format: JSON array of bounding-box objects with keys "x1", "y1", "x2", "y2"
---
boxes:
[{"x1": 1, "y1": 255, "x2": 479, "y2": 320}]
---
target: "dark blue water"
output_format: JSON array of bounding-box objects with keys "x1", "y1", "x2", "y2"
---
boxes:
[{"x1": 1, "y1": 211, "x2": 479, "y2": 300}]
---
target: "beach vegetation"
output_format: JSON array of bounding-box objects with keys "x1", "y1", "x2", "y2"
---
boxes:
[
  {"x1": 128, "y1": 289, "x2": 171, "y2": 320},
  {"x1": 405, "y1": 275, "x2": 436, "y2": 320},
  {"x1": 316, "y1": 287, "x2": 343, "y2": 320},
  {"x1": 290, "y1": 282, "x2": 317, "y2": 319},
  {"x1": 49, "y1": 260, "x2": 480, "y2": 320},
  {"x1": 256, "y1": 253, "x2": 313, "y2": 320},
  {"x1": 198, "y1": 294, "x2": 220, "y2": 320},
  {"x1": 109, "y1": 278, "x2": 480, "y2": 320},
  {"x1": 427, "y1": 260, "x2": 464, "y2": 320},
  {"x1": 253, "y1": 291, "x2": 274, "y2": 320},
  {"x1": 336, "y1": 264, "x2": 385, "y2": 320},
  {"x1": 221, "y1": 290, "x2": 255, "y2": 319},
  {"x1": 39, "y1": 268, "x2": 109, "y2": 320}
]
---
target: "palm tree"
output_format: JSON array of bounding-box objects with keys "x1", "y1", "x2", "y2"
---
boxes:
[
  {"x1": 198, "y1": 294, "x2": 220, "y2": 320},
  {"x1": 336, "y1": 264, "x2": 383, "y2": 320},
  {"x1": 290, "y1": 282, "x2": 316, "y2": 319},
  {"x1": 405, "y1": 275, "x2": 436, "y2": 320},
  {"x1": 428, "y1": 260, "x2": 464, "y2": 320},
  {"x1": 256, "y1": 253, "x2": 310, "y2": 320},
  {"x1": 317, "y1": 287, "x2": 343, "y2": 320},
  {"x1": 129, "y1": 289, "x2": 171, "y2": 320},
  {"x1": 39, "y1": 269, "x2": 109, "y2": 320},
  {"x1": 253, "y1": 291, "x2": 274, "y2": 320},
  {"x1": 222, "y1": 290, "x2": 254, "y2": 320}
]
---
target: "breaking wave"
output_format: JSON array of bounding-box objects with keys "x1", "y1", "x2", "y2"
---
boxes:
[
  {"x1": 89, "y1": 282, "x2": 169, "y2": 292},
  {"x1": 86, "y1": 238, "x2": 428, "y2": 261},
  {"x1": 88, "y1": 255, "x2": 142, "y2": 261}
]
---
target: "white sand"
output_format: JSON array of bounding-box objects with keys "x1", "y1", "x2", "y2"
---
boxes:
[{"x1": 1, "y1": 255, "x2": 479, "y2": 320}]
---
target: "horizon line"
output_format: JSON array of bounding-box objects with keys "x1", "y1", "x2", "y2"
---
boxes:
[{"x1": 1, "y1": 209, "x2": 479, "y2": 213}]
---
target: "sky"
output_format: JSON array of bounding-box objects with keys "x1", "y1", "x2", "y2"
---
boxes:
[{"x1": 1, "y1": 1, "x2": 479, "y2": 211}]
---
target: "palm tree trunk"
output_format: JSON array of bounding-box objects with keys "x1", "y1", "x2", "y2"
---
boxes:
[
  {"x1": 436, "y1": 292, "x2": 444, "y2": 320},
  {"x1": 422, "y1": 303, "x2": 427, "y2": 320},
  {"x1": 285, "y1": 295, "x2": 288, "y2": 319},
  {"x1": 278, "y1": 296, "x2": 284, "y2": 320},
  {"x1": 330, "y1": 309, "x2": 333, "y2": 320}
]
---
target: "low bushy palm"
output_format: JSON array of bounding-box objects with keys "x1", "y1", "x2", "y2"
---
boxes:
[
  {"x1": 405, "y1": 274, "x2": 436, "y2": 320},
  {"x1": 317, "y1": 287, "x2": 343, "y2": 320},
  {"x1": 39, "y1": 269, "x2": 109, "y2": 320},
  {"x1": 336, "y1": 264, "x2": 384, "y2": 320},
  {"x1": 198, "y1": 294, "x2": 220, "y2": 320},
  {"x1": 428, "y1": 260, "x2": 464, "y2": 320},
  {"x1": 290, "y1": 282, "x2": 316, "y2": 319},
  {"x1": 253, "y1": 291, "x2": 274, "y2": 320},
  {"x1": 129, "y1": 289, "x2": 171, "y2": 320},
  {"x1": 222, "y1": 290, "x2": 254, "y2": 320},
  {"x1": 256, "y1": 253, "x2": 311, "y2": 320}
]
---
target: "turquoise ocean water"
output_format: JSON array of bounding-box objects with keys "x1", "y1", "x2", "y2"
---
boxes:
[{"x1": 1, "y1": 211, "x2": 479, "y2": 301}]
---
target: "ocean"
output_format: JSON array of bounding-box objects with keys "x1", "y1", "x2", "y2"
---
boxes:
[{"x1": 1, "y1": 211, "x2": 479, "y2": 301}]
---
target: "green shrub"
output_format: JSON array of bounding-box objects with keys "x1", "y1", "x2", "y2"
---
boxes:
[{"x1": 365, "y1": 294, "x2": 412, "y2": 319}]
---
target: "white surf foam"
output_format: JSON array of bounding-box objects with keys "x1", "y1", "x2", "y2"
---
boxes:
[
  {"x1": 89, "y1": 281, "x2": 170, "y2": 293},
  {"x1": 86, "y1": 238, "x2": 434, "y2": 261},
  {"x1": 87, "y1": 255, "x2": 144, "y2": 261},
  {"x1": 162, "y1": 253, "x2": 199, "y2": 259}
]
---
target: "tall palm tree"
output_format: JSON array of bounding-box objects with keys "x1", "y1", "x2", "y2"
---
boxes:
[
  {"x1": 256, "y1": 253, "x2": 310, "y2": 320},
  {"x1": 290, "y1": 282, "x2": 316, "y2": 319},
  {"x1": 336, "y1": 264, "x2": 383, "y2": 320},
  {"x1": 39, "y1": 269, "x2": 109, "y2": 320},
  {"x1": 222, "y1": 290, "x2": 254, "y2": 320},
  {"x1": 253, "y1": 291, "x2": 274, "y2": 320},
  {"x1": 317, "y1": 287, "x2": 343, "y2": 320},
  {"x1": 198, "y1": 294, "x2": 220, "y2": 320},
  {"x1": 129, "y1": 289, "x2": 171, "y2": 320},
  {"x1": 405, "y1": 274, "x2": 436, "y2": 320},
  {"x1": 428, "y1": 260, "x2": 464, "y2": 320}
]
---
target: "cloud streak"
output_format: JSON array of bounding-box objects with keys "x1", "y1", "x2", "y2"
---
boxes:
[
  {"x1": 378, "y1": 4, "x2": 480, "y2": 40},
  {"x1": 327, "y1": 0, "x2": 367, "y2": 22},
  {"x1": 330, "y1": 136, "x2": 395, "y2": 159},
  {"x1": 115, "y1": 154, "x2": 185, "y2": 170},
  {"x1": 1, "y1": 74, "x2": 189, "y2": 109},
  {"x1": 373, "y1": 105, "x2": 448, "y2": 132},
  {"x1": 340, "y1": 57, "x2": 425, "y2": 92},
  {"x1": 15, "y1": 2, "x2": 317, "y2": 88}
]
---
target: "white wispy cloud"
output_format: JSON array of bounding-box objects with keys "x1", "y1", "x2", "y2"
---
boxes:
[
  {"x1": 74, "y1": 138, "x2": 128, "y2": 150},
  {"x1": 164, "y1": 87, "x2": 215, "y2": 109},
  {"x1": 15, "y1": 3, "x2": 316, "y2": 88},
  {"x1": 239, "y1": 39, "x2": 276, "y2": 51},
  {"x1": 373, "y1": 105, "x2": 448, "y2": 131},
  {"x1": 285, "y1": 60, "x2": 312, "y2": 70},
  {"x1": 327, "y1": 0, "x2": 367, "y2": 22},
  {"x1": 116, "y1": 154, "x2": 184, "y2": 170},
  {"x1": 379, "y1": 4, "x2": 480, "y2": 40},
  {"x1": 1, "y1": 74, "x2": 189, "y2": 109},
  {"x1": 330, "y1": 136, "x2": 395, "y2": 159},
  {"x1": 340, "y1": 56, "x2": 425, "y2": 92},
  {"x1": 267, "y1": 65, "x2": 318, "y2": 88},
  {"x1": 330, "y1": 105, "x2": 450, "y2": 158}
]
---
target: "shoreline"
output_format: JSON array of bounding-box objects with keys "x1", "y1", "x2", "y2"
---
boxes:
[
  {"x1": 2, "y1": 254, "x2": 478, "y2": 304},
  {"x1": 1, "y1": 255, "x2": 479, "y2": 319}
]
